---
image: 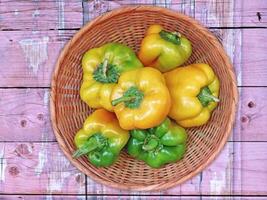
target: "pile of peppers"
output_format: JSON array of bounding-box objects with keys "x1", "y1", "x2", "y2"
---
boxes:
[{"x1": 73, "y1": 24, "x2": 220, "y2": 168}]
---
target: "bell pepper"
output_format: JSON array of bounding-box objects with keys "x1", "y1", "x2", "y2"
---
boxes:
[
  {"x1": 138, "y1": 24, "x2": 192, "y2": 72},
  {"x1": 164, "y1": 63, "x2": 220, "y2": 127},
  {"x1": 111, "y1": 67, "x2": 171, "y2": 130},
  {"x1": 80, "y1": 42, "x2": 143, "y2": 111},
  {"x1": 73, "y1": 109, "x2": 129, "y2": 167},
  {"x1": 127, "y1": 118, "x2": 187, "y2": 168}
]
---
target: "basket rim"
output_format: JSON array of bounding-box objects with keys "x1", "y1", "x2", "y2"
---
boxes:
[{"x1": 50, "y1": 5, "x2": 238, "y2": 191}]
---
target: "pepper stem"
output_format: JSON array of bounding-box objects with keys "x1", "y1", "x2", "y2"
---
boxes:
[
  {"x1": 72, "y1": 137, "x2": 99, "y2": 158},
  {"x1": 111, "y1": 96, "x2": 136, "y2": 106},
  {"x1": 102, "y1": 59, "x2": 108, "y2": 78},
  {"x1": 159, "y1": 30, "x2": 181, "y2": 45},
  {"x1": 142, "y1": 138, "x2": 159, "y2": 151},
  {"x1": 202, "y1": 93, "x2": 220, "y2": 102},
  {"x1": 93, "y1": 59, "x2": 119, "y2": 83},
  {"x1": 72, "y1": 133, "x2": 107, "y2": 158},
  {"x1": 111, "y1": 86, "x2": 144, "y2": 109},
  {"x1": 197, "y1": 86, "x2": 220, "y2": 107}
]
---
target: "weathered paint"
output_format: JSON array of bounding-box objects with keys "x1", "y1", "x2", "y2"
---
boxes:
[
  {"x1": 0, "y1": 0, "x2": 83, "y2": 30},
  {"x1": 14, "y1": 9, "x2": 19, "y2": 16},
  {"x1": 19, "y1": 36, "x2": 49, "y2": 75},
  {"x1": 210, "y1": 172, "x2": 226, "y2": 195},
  {"x1": 0, "y1": 146, "x2": 7, "y2": 183},
  {"x1": 35, "y1": 142, "x2": 48, "y2": 176},
  {"x1": 0, "y1": 0, "x2": 267, "y2": 197}
]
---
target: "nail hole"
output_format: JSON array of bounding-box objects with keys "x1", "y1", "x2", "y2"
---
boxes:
[
  {"x1": 241, "y1": 116, "x2": 249, "y2": 123},
  {"x1": 75, "y1": 174, "x2": 85, "y2": 184},
  {"x1": 9, "y1": 166, "x2": 20, "y2": 176},
  {"x1": 15, "y1": 144, "x2": 32, "y2": 156},
  {"x1": 248, "y1": 101, "x2": 255, "y2": 108},
  {"x1": 20, "y1": 120, "x2": 27, "y2": 127},
  {"x1": 257, "y1": 12, "x2": 262, "y2": 21},
  {"x1": 37, "y1": 113, "x2": 44, "y2": 121}
]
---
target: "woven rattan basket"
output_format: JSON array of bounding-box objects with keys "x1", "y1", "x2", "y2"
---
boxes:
[{"x1": 50, "y1": 6, "x2": 238, "y2": 191}]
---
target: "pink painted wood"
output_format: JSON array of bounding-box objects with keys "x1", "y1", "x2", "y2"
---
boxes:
[
  {"x1": 1, "y1": 141, "x2": 266, "y2": 195},
  {"x1": 0, "y1": 0, "x2": 267, "y2": 198},
  {"x1": 0, "y1": 30, "x2": 77, "y2": 87},
  {"x1": 0, "y1": 142, "x2": 85, "y2": 194},
  {"x1": 0, "y1": 87, "x2": 266, "y2": 143},
  {"x1": 0, "y1": 0, "x2": 82, "y2": 30},
  {"x1": 0, "y1": 28, "x2": 265, "y2": 87},
  {"x1": 1, "y1": 197, "x2": 267, "y2": 200},
  {"x1": 0, "y1": 1, "x2": 265, "y2": 87},
  {"x1": 0, "y1": 89, "x2": 54, "y2": 142}
]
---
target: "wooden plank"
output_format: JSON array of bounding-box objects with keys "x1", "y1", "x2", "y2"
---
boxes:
[
  {"x1": 234, "y1": 87, "x2": 267, "y2": 142},
  {"x1": 0, "y1": 27, "x2": 256, "y2": 87},
  {"x1": 85, "y1": 142, "x2": 267, "y2": 195},
  {"x1": 195, "y1": 0, "x2": 267, "y2": 27},
  {"x1": 86, "y1": 141, "x2": 233, "y2": 195},
  {"x1": 0, "y1": 30, "x2": 77, "y2": 87},
  {"x1": 0, "y1": 0, "x2": 82, "y2": 30},
  {"x1": 1, "y1": 196, "x2": 267, "y2": 200},
  {"x1": 240, "y1": 29, "x2": 267, "y2": 86},
  {"x1": 84, "y1": 0, "x2": 267, "y2": 27},
  {"x1": 2, "y1": 1, "x2": 262, "y2": 88},
  {"x1": 0, "y1": 141, "x2": 266, "y2": 195},
  {"x1": 0, "y1": 195, "x2": 86, "y2": 200},
  {"x1": 233, "y1": 142, "x2": 267, "y2": 195},
  {"x1": 0, "y1": 142, "x2": 85, "y2": 194},
  {"x1": 0, "y1": 89, "x2": 54, "y2": 142},
  {"x1": 1, "y1": 86, "x2": 266, "y2": 142}
]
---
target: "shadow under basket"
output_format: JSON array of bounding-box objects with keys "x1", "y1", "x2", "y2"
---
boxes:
[{"x1": 50, "y1": 6, "x2": 238, "y2": 191}]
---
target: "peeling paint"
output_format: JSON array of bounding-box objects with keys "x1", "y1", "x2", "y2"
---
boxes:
[
  {"x1": 210, "y1": 171, "x2": 226, "y2": 195},
  {"x1": 35, "y1": 142, "x2": 48, "y2": 176},
  {"x1": 14, "y1": 9, "x2": 19, "y2": 16},
  {"x1": 19, "y1": 36, "x2": 49, "y2": 75},
  {"x1": 47, "y1": 152, "x2": 71, "y2": 192},
  {"x1": 0, "y1": 146, "x2": 7, "y2": 182},
  {"x1": 57, "y1": 0, "x2": 65, "y2": 36},
  {"x1": 32, "y1": 9, "x2": 40, "y2": 18},
  {"x1": 43, "y1": 90, "x2": 49, "y2": 106}
]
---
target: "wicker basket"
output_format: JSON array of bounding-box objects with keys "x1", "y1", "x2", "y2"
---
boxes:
[{"x1": 50, "y1": 6, "x2": 238, "y2": 191}]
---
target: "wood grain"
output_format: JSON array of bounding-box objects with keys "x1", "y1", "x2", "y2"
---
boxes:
[
  {"x1": 0, "y1": 0, "x2": 82, "y2": 31},
  {"x1": 1, "y1": 87, "x2": 266, "y2": 142},
  {"x1": 84, "y1": 0, "x2": 267, "y2": 27},
  {"x1": 0, "y1": 30, "x2": 77, "y2": 87},
  {"x1": 0, "y1": 142, "x2": 85, "y2": 194},
  {"x1": 85, "y1": 141, "x2": 234, "y2": 195},
  {"x1": 0, "y1": 1, "x2": 265, "y2": 87},
  {"x1": 1, "y1": 197, "x2": 267, "y2": 200},
  {"x1": 0, "y1": 28, "x2": 264, "y2": 87},
  {"x1": 0, "y1": 196, "x2": 86, "y2": 200},
  {"x1": 0, "y1": 89, "x2": 54, "y2": 142},
  {"x1": 0, "y1": 0, "x2": 266, "y2": 197},
  {"x1": 240, "y1": 29, "x2": 267, "y2": 86},
  {"x1": 1, "y1": 141, "x2": 266, "y2": 195}
]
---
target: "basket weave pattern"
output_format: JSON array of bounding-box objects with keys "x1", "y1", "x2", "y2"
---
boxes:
[{"x1": 51, "y1": 6, "x2": 238, "y2": 191}]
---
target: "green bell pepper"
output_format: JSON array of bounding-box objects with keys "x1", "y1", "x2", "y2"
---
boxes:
[
  {"x1": 127, "y1": 118, "x2": 187, "y2": 168},
  {"x1": 73, "y1": 109, "x2": 129, "y2": 167}
]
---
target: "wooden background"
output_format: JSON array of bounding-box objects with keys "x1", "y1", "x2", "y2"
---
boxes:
[{"x1": 0, "y1": 0, "x2": 266, "y2": 199}]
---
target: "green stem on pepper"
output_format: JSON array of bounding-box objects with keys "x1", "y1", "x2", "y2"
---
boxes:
[
  {"x1": 197, "y1": 86, "x2": 220, "y2": 107},
  {"x1": 159, "y1": 30, "x2": 181, "y2": 45},
  {"x1": 72, "y1": 133, "x2": 107, "y2": 158},
  {"x1": 111, "y1": 86, "x2": 144, "y2": 109}
]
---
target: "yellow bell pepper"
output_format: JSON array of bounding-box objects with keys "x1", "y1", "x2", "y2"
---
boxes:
[
  {"x1": 138, "y1": 24, "x2": 192, "y2": 72},
  {"x1": 80, "y1": 43, "x2": 143, "y2": 111},
  {"x1": 73, "y1": 109, "x2": 129, "y2": 167},
  {"x1": 164, "y1": 63, "x2": 220, "y2": 127},
  {"x1": 111, "y1": 67, "x2": 171, "y2": 130}
]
